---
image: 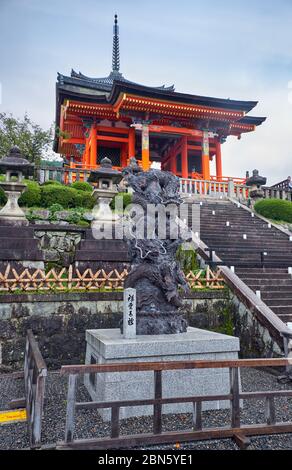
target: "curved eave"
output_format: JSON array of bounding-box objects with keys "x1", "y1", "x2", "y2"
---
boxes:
[
  {"x1": 58, "y1": 72, "x2": 175, "y2": 94},
  {"x1": 109, "y1": 81, "x2": 258, "y2": 113},
  {"x1": 238, "y1": 116, "x2": 267, "y2": 126}
]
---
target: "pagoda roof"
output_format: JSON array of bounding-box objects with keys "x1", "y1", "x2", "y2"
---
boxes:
[{"x1": 57, "y1": 70, "x2": 175, "y2": 95}]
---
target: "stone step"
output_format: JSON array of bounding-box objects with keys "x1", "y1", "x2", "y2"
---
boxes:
[
  {"x1": 79, "y1": 240, "x2": 127, "y2": 251},
  {"x1": 0, "y1": 227, "x2": 35, "y2": 238},
  {"x1": 242, "y1": 278, "x2": 292, "y2": 285},
  {"x1": 75, "y1": 250, "x2": 130, "y2": 262},
  {"x1": 0, "y1": 238, "x2": 39, "y2": 250},
  {"x1": 265, "y1": 299, "x2": 292, "y2": 306},
  {"x1": 235, "y1": 266, "x2": 288, "y2": 271},
  {"x1": 269, "y1": 306, "x2": 292, "y2": 316},
  {"x1": 231, "y1": 272, "x2": 292, "y2": 279},
  {"x1": 0, "y1": 249, "x2": 44, "y2": 261},
  {"x1": 275, "y1": 314, "x2": 292, "y2": 323},
  {"x1": 262, "y1": 291, "x2": 292, "y2": 299}
]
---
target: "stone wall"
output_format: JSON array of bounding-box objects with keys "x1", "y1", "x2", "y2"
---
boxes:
[
  {"x1": 231, "y1": 293, "x2": 283, "y2": 358},
  {"x1": 34, "y1": 230, "x2": 82, "y2": 266},
  {"x1": 0, "y1": 291, "x2": 231, "y2": 370},
  {"x1": 0, "y1": 288, "x2": 285, "y2": 371}
]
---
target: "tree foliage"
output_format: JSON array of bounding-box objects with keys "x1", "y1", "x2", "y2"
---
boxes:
[{"x1": 0, "y1": 112, "x2": 53, "y2": 165}]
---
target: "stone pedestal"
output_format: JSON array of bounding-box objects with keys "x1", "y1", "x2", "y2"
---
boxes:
[
  {"x1": 0, "y1": 182, "x2": 29, "y2": 226},
  {"x1": 84, "y1": 327, "x2": 240, "y2": 421}
]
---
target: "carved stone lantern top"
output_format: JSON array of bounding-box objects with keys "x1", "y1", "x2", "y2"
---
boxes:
[
  {"x1": 0, "y1": 146, "x2": 34, "y2": 182},
  {"x1": 88, "y1": 157, "x2": 123, "y2": 188},
  {"x1": 246, "y1": 169, "x2": 267, "y2": 188}
]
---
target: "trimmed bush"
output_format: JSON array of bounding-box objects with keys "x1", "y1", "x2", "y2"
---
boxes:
[
  {"x1": 70, "y1": 181, "x2": 92, "y2": 192},
  {"x1": 40, "y1": 184, "x2": 95, "y2": 209},
  {"x1": 74, "y1": 191, "x2": 95, "y2": 209},
  {"x1": 42, "y1": 180, "x2": 62, "y2": 186},
  {"x1": 40, "y1": 184, "x2": 77, "y2": 208},
  {"x1": 19, "y1": 180, "x2": 42, "y2": 207},
  {"x1": 111, "y1": 192, "x2": 132, "y2": 210},
  {"x1": 254, "y1": 198, "x2": 292, "y2": 223}
]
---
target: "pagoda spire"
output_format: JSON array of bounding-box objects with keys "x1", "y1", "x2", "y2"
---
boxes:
[{"x1": 112, "y1": 14, "x2": 120, "y2": 73}]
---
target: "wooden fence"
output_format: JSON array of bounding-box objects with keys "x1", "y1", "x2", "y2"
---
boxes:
[
  {"x1": 1, "y1": 331, "x2": 47, "y2": 448},
  {"x1": 0, "y1": 265, "x2": 225, "y2": 292},
  {"x1": 24, "y1": 330, "x2": 47, "y2": 448},
  {"x1": 57, "y1": 358, "x2": 292, "y2": 450}
]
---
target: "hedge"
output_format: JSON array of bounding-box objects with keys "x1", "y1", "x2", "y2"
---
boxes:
[
  {"x1": 254, "y1": 198, "x2": 292, "y2": 223},
  {"x1": 40, "y1": 184, "x2": 94, "y2": 209},
  {"x1": 0, "y1": 180, "x2": 41, "y2": 207},
  {"x1": 19, "y1": 180, "x2": 42, "y2": 207},
  {"x1": 0, "y1": 180, "x2": 95, "y2": 210},
  {"x1": 70, "y1": 181, "x2": 92, "y2": 192}
]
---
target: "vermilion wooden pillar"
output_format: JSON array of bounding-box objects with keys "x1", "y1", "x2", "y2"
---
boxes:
[
  {"x1": 142, "y1": 123, "x2": 150, "y2": 170},
  {"x1": 201, "y1": 131, "x2": 210, "y2": 180},
  {"x1": 90, "y1": 126, "x2": 97, "y2": 168},
  {"x1": 181, "y1": 136, "x2": 188, "y2": 178},
  {"x1": 215, "y1": 139, "x2": 223, "y2": 181},
  {"x1": 170, "y1": 149, "x2": 176, "y2": 174},
  {"x1": 128, "y1": 127, "x2": 136, "y2": 160},
  {"x1": 121, "y1": 144, "x2": 127, "y2": 168},
  {"x1": 83, "y1": 137, "x2": 90, "y2": 168}
]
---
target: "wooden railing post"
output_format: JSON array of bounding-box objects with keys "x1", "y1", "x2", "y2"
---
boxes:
[
  {"x1": 65, "y1": 374, "x2": 78, "y2": 443},
  {"x1": 31, "y1": 372, "x2": 46, "y2": 447},
  {"x1": 153, "y1": 370, "x2": 162, "y2": 435},
  {"x1": 111, "y1": 406, "x2": 120, "y2": 438},
  {"x1": 265, "y1": 397, "x2": 276, "y2": 425},
  {"x1": 230, "y1": 367, "x2": 240, "y2": 428},
  {"x1": 193, "y1": 402, "x2": 202, "y2": 430}
]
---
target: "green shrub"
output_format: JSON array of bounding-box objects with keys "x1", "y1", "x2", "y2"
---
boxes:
[
  {"x1": 49, "y1": 203, "x2": 64, "y2": 213},
  {"x1": 40, "y1": 184, "x2": 95, "y2": 209},
  {"x1": 66, "y1": 212, "x2": 81, "y2": 225},
  {"x1": 40, "y1": 185, "x2": 77, "y2": 208},
  {"x1": 111, "y1": 192, "x2": 132, "y2": 210},
  {"x1": 70, "y1": 181, "x2": 92, "y2": 192},
  {"x1": 176, "y1": 246, "x2": 199, "y2": 274},
  {"x1": 42, "y1": 180, "x2": 62, "y2": 186},
  {"x1": 254, "y1": 199, "x2": 292, "y2": 223},
  {"x1": 19, "y1": 180, "x2": 42, "y2": 207},
  {"x1": 0, "y1": 187, "x2": 7, "y2": 206},
  {"x1": 74, "y1": 191, "x2": 95, "y2": 209},
  {"x1": 77, "y1": 220, "x2": 90, "y2": 228}
]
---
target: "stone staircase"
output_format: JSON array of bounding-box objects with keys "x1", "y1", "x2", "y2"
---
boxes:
[
  {"x1": 196, "y1": 200, "x2": 292, "y2": 325},
  {"x1": 0, "y1": 225, "x2": 44, "y2": 266}
]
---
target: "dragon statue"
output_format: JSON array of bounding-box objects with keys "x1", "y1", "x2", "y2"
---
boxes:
[{"x1": 122, "y1": 158, "x2": 191, "y2": 335}]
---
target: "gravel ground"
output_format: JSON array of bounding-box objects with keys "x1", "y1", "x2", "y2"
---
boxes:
[{"x1": 0, "y1": 368, "x2": 292, "y2": 450}]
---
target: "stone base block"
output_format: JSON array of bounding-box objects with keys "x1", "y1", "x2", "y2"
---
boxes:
[{"x1": 84, "y1": 327, "x2": 240, "y2": 421}]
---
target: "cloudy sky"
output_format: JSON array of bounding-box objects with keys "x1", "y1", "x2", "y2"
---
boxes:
[{"x1": 1, "y1": 0, "x2": 292, "y2": 184}]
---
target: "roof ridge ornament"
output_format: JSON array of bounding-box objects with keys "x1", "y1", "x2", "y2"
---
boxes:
[{"x1": 112, "y1": 14, "x2": 120, "y2": 73}]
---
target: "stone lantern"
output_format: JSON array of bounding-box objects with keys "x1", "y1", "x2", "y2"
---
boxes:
[
  {"x1": 0, "y1": 146, "x2": 34, "y2": 226},
  {"x1": 246, "y1": 169, "x2": 267, "y2": 207},
  {"x1": 88, "y1": 157, "x2": 123, "y2": 230}
]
